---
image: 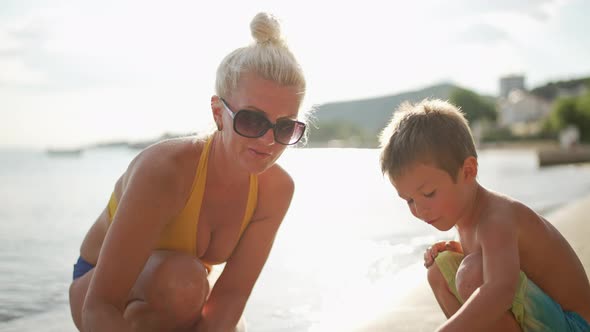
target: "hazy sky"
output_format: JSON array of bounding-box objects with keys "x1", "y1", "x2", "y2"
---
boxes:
[{"x1": 2, "y1": 0, "x2": 589, "y2": 148}]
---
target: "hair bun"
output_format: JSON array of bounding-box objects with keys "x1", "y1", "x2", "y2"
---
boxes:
[{"x1": 250, "y1": 12, "x2": 282, "y2": 44}]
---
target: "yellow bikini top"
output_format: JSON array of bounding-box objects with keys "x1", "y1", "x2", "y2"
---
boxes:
[{"x1": 106, "y1": 136, "x2": 258, "y2": 270}]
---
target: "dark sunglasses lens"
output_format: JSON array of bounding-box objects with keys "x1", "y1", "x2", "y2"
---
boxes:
[
  {"x1": 275, "y1": 120, "x2": 306, "y2": 145},
  {"x1": 234, "y1": 110, "x2": 271, "y2": 138}
]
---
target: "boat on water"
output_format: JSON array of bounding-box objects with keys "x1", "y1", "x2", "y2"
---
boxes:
[{"x1": 46, "y1": 148, "x2": 83, "y2": 157}]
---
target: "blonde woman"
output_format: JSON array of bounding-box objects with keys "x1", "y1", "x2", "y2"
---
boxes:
[{"x1": 69, "y1": 12, "x2": 308, "y2": 332}]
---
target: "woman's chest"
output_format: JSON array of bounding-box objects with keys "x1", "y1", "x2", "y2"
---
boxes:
[{"x1": 194, "y1": 191, "x2": 250, "y2": 263}]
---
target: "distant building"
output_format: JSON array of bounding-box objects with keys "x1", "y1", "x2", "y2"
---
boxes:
[
  {"x1": 497, "y1": 89, "x2": 551, "y2": 135},
  {"x1": 499, "y1": 74, "x2": 526, "y2": 98}
]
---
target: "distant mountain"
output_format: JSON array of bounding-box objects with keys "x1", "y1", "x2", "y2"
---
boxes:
[
  {"x1": 307, "y1": 83, "x2": 461, "y2": 146},
  {"x1": 311, "y1": 83, "x2": 458, "y2": 134}
]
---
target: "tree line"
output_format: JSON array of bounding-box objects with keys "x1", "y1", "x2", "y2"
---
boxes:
[{"x1": 307, "y1": 79, "x2": 590, "y2": 147}]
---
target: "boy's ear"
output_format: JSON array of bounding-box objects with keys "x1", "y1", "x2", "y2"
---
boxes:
[{"x1": 461, "y1": 156, "x2": 478, "y2": 181}]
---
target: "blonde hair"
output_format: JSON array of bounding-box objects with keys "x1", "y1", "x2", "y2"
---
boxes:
[
  {"x1": 215, "y1": 12, "x2": 306, "y2": 107},
  {"x1": 379, "y1": 99, "x2": 477, "y2": 181}
]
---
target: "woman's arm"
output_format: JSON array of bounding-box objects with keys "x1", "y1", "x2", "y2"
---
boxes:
[
  {"x1": 82, "y1": 146, "x2": 188, "y2": 331},
  {"x1": 196, "y1": 168, "x2": 295, "y2": 332}
]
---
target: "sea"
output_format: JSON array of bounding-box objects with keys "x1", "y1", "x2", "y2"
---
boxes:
[{"x1": 1, "y1": 146, "x2": 590, "y2": 331}]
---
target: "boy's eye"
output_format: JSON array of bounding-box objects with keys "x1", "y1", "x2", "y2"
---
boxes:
[{"x1": 424, "y1": 190, "x2": 436, "y2": 198}]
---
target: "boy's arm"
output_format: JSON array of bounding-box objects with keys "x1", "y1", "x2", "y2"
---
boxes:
[{"x1": 436, "y1": 218, "x2": 520, "y2": 332}]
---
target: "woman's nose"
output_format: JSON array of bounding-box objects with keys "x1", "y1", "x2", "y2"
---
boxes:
[{"x1": 259, "y1": 128, "x2": 276, "y2": 145}]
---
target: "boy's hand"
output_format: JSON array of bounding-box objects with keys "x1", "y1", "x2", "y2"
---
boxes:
[{"x1": 424, "y1": 240, "x2": 463, "y2": 268}]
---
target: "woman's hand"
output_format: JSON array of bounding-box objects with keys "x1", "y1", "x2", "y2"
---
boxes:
[{"x1": 424, "y1": 240, "x2": 463, "y2": 268}]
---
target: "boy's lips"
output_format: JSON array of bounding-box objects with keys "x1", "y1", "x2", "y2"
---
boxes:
[{"x1": 426, "y1": 218, "x2": 439, "y2": 225}]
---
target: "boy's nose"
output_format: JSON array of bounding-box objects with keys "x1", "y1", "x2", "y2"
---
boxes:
[{"x1": 414, "y1": 204, "x2": 430, "y2": 221}]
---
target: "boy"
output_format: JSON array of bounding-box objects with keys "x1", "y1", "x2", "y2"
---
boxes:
[{"x1": 379, "y1": 99, "x2": 590, "y2": 331}]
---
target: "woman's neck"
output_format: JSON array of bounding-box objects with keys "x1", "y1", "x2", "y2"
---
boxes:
[{"x1": 207, "y1": 132, "x2": 250, "y2": 188}]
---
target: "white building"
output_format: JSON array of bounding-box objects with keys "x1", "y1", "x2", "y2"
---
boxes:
[
  {"x1": 499, "y1": 74, "x2": 525, "y2": 98},
  {"x1": 497, "y1": 89, "x2": 552, "y2": 135}
]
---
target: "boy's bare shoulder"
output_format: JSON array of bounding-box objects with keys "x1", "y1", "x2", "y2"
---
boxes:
[
  {"x1": 480, "y1": 190, "x2": 520, "y2": 219},
  {"x1": 480, "y1": 189, "x2": 548, "y2": 235},
  {"x1": 477, "y1": 190, "x2": 541, "y2": 230}
]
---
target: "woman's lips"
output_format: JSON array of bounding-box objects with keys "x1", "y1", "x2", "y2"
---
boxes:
[{"x1": 249, "y1": 147, "x2": 271, "y2": 157}]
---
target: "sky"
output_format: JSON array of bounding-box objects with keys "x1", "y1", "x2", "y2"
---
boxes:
[{"x1": 1, "y1": 0, "x2": 589, "y2": 148}]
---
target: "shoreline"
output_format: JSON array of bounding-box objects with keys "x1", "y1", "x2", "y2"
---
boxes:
[
  {"x1": 479, "y1": 139, "x2": 560, "y2": 151},
  {"x1": 352, "y1": 193, "x2": 590, "y2": 331}
]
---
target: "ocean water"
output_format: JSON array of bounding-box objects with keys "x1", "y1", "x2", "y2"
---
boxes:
[{"x1": 1, "y1": 147, "x2": 590, "y2": 331}]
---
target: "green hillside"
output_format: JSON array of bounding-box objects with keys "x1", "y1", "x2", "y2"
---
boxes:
[
  {"x1": 313, "y1": 83, "x2": 457, "y2": 132},
  {"x1": 308, "y1": 83, "x2": 458, "y2": 146},
  {"x1": 530, "y1": 77, "x2": 590, "y2": 100}
]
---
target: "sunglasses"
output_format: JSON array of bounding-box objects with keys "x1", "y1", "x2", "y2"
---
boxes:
[{"x1": 220, "y1": 98, "x2": 306, "y2": 145}]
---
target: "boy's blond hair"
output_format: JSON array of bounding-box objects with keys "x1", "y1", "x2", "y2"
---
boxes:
[{"x1": 379, "y1": 99, "x2": 477, "y2": 181}]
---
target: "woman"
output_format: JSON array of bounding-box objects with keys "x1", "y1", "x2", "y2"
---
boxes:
[{"x1": 69, "y1": 12, "x2": 308, "y2": 331}]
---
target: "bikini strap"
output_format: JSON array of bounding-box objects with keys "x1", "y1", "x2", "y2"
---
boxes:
[{"x1": 238, "y1": 173, "x2": 258, "y2": 238}]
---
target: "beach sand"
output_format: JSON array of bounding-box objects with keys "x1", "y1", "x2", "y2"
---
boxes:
[
  {"x1": 352, "y1": 193, "x2": 590, "y2": 332},
  {"x1": 2, "y1": 194, "x2": 590, "y2": 332}
]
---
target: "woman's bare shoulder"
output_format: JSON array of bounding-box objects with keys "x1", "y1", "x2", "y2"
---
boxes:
[
  {"x1": 120, "y1": 136, "x2": 206, "y2": 193},
  {"x1": 254, "y1": 164, "x2": 295, "y2": 220},
  {"x1": 140, "y1": 135, "x2": 205, "y2": 162},
  {"x1": 258, "y1": 163, "x2": 294, "y2": 192}
]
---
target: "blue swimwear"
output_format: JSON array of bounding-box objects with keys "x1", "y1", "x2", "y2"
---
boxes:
[
  {"x1": 435, "y1": 251, "x2": 590, "y2": 332},
  {"x1": 73, "y1": 256, "x2": 95, "y2": 280}
]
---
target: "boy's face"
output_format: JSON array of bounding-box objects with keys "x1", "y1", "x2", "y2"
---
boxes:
[{"x1": 390, "y1": 162, "x2": 471, "y2": 231}]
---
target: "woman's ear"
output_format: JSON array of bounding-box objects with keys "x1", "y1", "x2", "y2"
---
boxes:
[
  {"x1": 211, "y1": 96, "x2": 223, "y2": 131},
  {"x1": 461, "y1": 156, "x2": 478, "y2": 182}
]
